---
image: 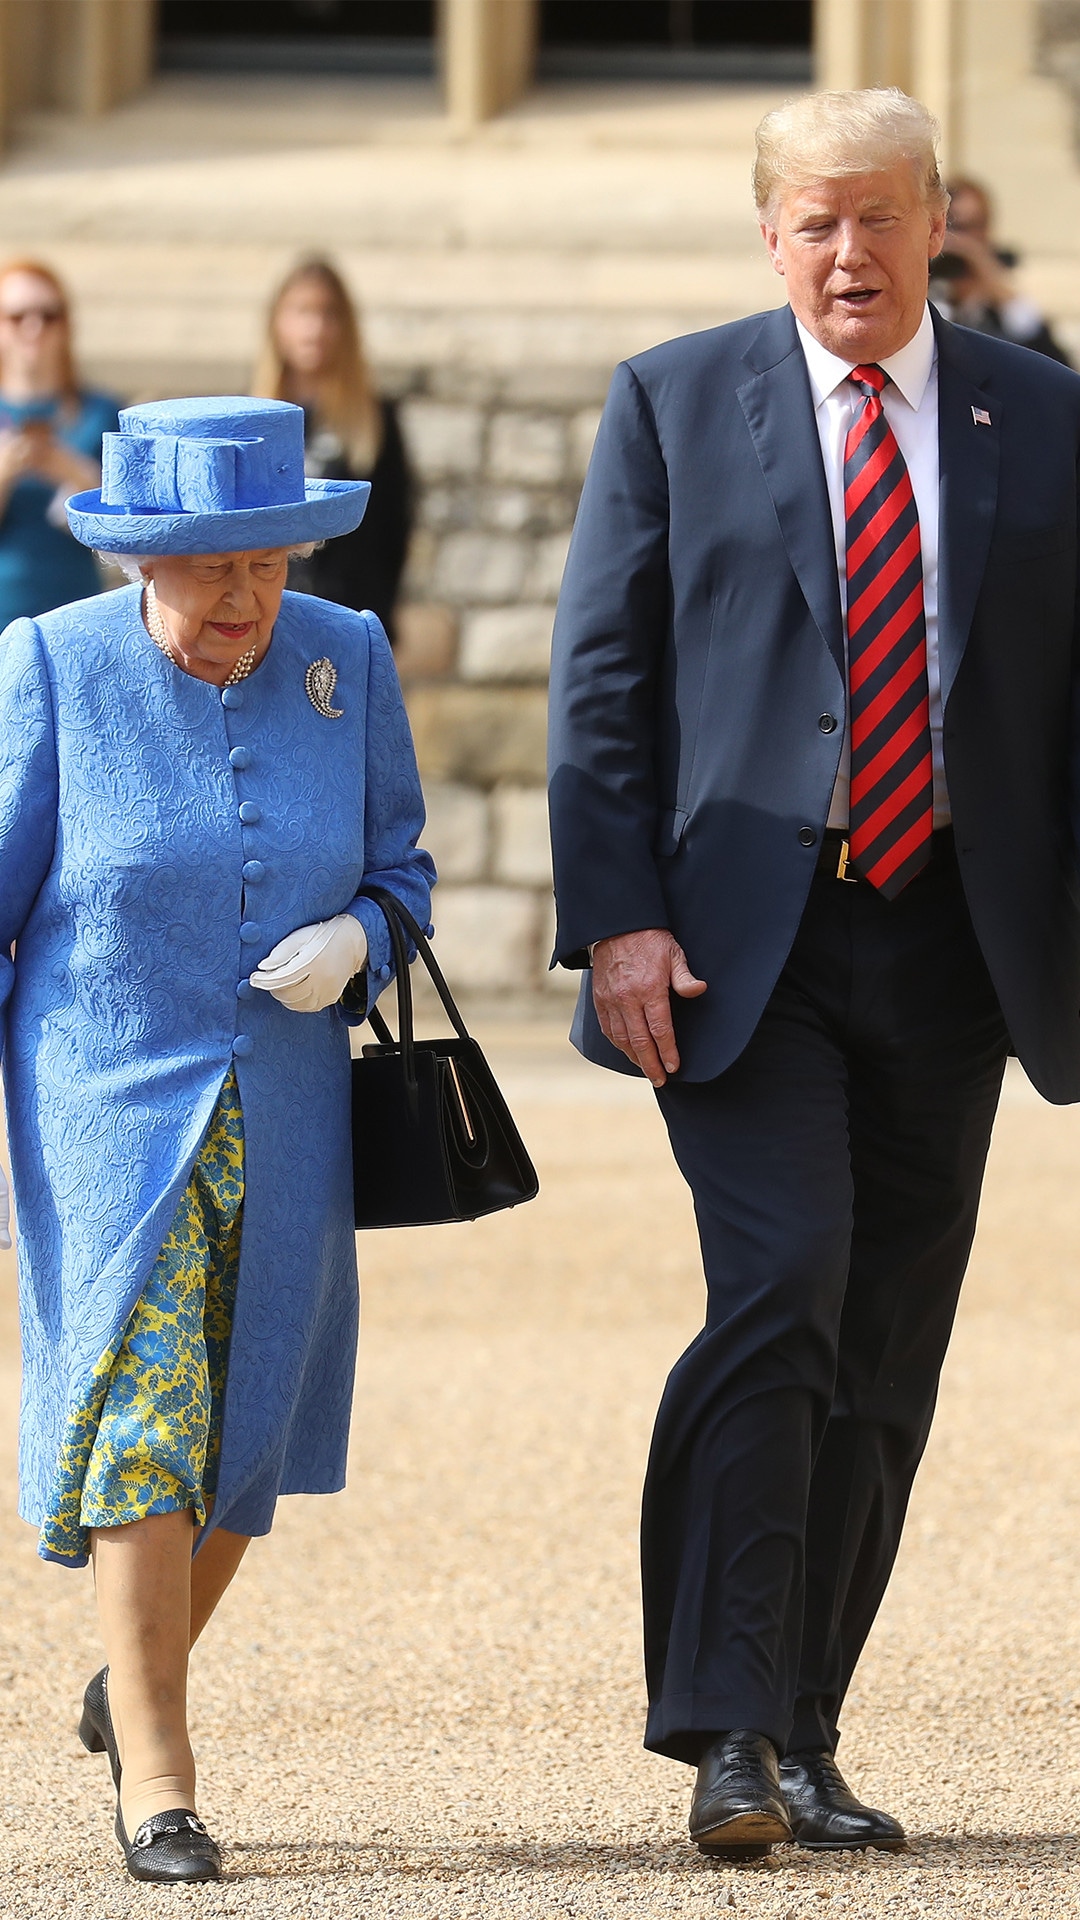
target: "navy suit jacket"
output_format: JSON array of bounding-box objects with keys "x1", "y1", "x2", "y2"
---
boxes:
[{"x1": 548, "y1": 304, "x2": 1080, "y2": 1101}]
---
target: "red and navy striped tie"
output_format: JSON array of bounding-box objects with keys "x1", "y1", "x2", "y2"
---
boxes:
[{"x1": 844, "y1": 364, "x2": 933, "y2": 897}]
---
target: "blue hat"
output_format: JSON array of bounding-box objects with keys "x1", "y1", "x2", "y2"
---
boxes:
[{"x1": 66, "y1": 394, "x2": 370, "y2": 554}]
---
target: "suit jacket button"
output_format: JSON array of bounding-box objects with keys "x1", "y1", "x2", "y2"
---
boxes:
[
  {"x1": 232, "y1": 1033, "x2": 254, "y2": 1057},
  {"x1": 818, "y1": 713, "x2": 837, "y2": 733},
  {"x1": 798, "y1": 826, "x2": 817, "y2": 847}
]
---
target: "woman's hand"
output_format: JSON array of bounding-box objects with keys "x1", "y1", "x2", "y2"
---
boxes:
[
  {"x1": 249, "y1": 914, "x2": 368, "y2": 1013},
  {"x1": 0, "y1": 427, "x2": 36, "y2": 508},
  {"x1": 0, "y1": 1161, "x2": 11, "y2": 1250},
  {"x1": 17, "y1": 423, "x2": 100, "y2": 492}
]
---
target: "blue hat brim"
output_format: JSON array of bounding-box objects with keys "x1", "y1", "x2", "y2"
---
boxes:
[{"x1": 65, "y1": 477, "x2": 370, "y2": 555}]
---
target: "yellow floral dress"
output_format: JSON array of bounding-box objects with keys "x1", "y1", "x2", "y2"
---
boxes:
[{"x1": 40, "y1": 1071, "x2": 244, "y2": 1564}]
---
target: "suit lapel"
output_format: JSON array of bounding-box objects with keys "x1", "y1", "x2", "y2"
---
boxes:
[
  {"x1": 738, "y1": 308, "x2": 845, "y2": 681},
  {"x1": 934, "y1": 312, "x2": 1000, "y2": 710}
]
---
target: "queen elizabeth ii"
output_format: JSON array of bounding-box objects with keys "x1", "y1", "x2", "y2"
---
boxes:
[{"x1": 0, "y1": 395, "x2": 435, "y2": 1882}]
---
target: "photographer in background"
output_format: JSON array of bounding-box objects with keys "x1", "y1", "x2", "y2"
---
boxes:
[{"x1": 930, "y1": 176, "x2": 1072, "y2": 365}]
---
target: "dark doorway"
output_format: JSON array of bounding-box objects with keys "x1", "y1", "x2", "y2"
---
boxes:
[
  {"x1": 539, "y1": 0, "x2": 812, "y2": 79},
  {"x1": 160, "y1": 0, "x2": 437, "y2": 73}
]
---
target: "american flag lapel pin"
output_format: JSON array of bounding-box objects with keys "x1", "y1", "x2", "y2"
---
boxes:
[{"x1": 971, "y1": 405, "x2": 992, "y2": 426}]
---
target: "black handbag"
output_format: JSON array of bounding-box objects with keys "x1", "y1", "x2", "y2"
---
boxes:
[{"x1": 350, "y1": 886, "x2": 540, "y2": 1229}]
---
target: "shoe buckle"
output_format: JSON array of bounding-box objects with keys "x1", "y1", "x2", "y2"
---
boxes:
[{"x1": 132, "y1": 1813, "x2": 205, "y2": 1850}]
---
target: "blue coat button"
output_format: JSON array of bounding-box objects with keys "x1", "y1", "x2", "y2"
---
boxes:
[
  {"x1": 238, "y1": 802, "x2": 260, "y2": 824},
  {"x1": 242, "y1": 860, "x2": 265, "y2": 882},
  {"x1": 232, "y1": 1033, "x2": 254, "y2": 1057},
  {"x1": 236, "y1": 979, "x2": 254, "y2": 999},
  {"x1": 798, "y1": 826, "x2": 817, "y2": 847},
  {"x1": 239, "y1": 922, "x2": 262, "y2": 943},
  {"x1": 229, "y1": 746, "x2": 251, "y2": 769},
  {"x1": 222, "y1": 686, "x2": 244, "y2": 709}
]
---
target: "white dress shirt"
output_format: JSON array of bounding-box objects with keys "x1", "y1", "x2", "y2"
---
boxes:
[{"x1": 795, "y1": 305, "x2": 950, "y2": 830}]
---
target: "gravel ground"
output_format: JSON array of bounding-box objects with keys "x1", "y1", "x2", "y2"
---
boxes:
[{"x1": 2, "y1": 1025, "x2": 1080, "y2": 1919}]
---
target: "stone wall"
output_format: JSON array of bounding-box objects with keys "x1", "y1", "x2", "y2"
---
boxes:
[
  {"x1": 388, "y1": 363, "x2": 608, "y2": 999},
  {"x1": 1040, "y1": 0, "x2": 1080, "y2": 142}
]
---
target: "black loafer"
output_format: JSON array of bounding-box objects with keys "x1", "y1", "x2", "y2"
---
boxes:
[
  {"x1": 779, "y1": 1749, "x2": 906, "y2": 1852},
  {"x1": 689, "y1": 1729, "x2": 792, "y2": 1858},
  {"x1": 78, "y1": 1666, "x2": 121, "y2": 1791},
  {"x1": 115, "y1": 1804, "x2": 222, "y2": 1883}
]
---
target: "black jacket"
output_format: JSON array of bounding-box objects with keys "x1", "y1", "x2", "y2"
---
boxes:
[{"x1": 289, "y1": 398, "x2": 412, "y2": 642}]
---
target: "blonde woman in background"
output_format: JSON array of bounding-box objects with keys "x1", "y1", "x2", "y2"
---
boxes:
[
  {"x1": 253, "y1": 257, "x2": 412, "y2": 643},
  {"x1": 0, "y1": 258, "x2": 119, "y2": 626}
]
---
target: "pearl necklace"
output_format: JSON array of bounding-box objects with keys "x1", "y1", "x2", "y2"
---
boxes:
[{"x1": 144, "y1": 579, "x2": 258, "y2": 686}]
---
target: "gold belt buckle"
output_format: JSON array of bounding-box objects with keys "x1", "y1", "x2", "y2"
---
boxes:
[{"x1": 836, "y1": 837, "x2": 858, "y2": 883}]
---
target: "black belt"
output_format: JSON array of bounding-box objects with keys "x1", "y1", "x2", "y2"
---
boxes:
[{"x1": 816, "y1": 825, "x2": 954, "y2": 882}]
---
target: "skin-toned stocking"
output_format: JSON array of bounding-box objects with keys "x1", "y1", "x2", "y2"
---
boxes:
[
  {"x1": 91, "y1": 1512, "x2": 197, "y2": 1834},
  {"x1": 189, "y1": 1525, "x2": 251, "y2": 1647},
  {"x1": 91, "y1": 1516, "x2": 253, "y2": 1834}
]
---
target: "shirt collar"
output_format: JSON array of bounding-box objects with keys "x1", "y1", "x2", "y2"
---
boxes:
[{"x1": 795, "y1": 303, "x2": 936, "y2": 412}]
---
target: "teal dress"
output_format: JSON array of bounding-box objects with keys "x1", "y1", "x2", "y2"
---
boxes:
[{"x1": 0, "y1": 390, "x2": 120, "y2": 625}]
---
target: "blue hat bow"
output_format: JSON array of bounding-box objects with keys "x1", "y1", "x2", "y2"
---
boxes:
[{"x1": 101, "y1": 429, "x2": 307, "y2": 515}]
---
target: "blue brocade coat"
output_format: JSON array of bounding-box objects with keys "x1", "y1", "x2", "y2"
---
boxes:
[{"x1": 0, "y1": 584, "x2": 435, "y2": 1562}]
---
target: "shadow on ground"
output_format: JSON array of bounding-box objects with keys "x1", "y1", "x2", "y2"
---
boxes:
[{"x1": 224, "y1": 1830, "x2": 1080, "y2": 1880}]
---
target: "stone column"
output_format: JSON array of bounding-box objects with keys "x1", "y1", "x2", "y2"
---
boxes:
[
  {"x1": 0, "y1": 0, "x2": 153, "y2": 140},
  {"x1": 912, "y1": 0, "x2": 962, "y2": 167},
  {"x1": 0, "y1": 0, "x2": 49, "y2": 141},
  {"x1": 815, "y1": 0, "x2": 913, "y2": 89},
  {"x1": 441, "y1": 0, "x2": 538, "y2": 126},
  {"x1": 814, "y1": 0, "x2": 962, "y2": 160},
  {"x1": 814, "y1": 0, "x2": 873, "y2": 89},
  {"x1": 49, "y1": 0, "x2": 156, "y2": 117}
]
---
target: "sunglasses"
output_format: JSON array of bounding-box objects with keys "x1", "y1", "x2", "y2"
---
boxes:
[{"x1": 0, "y1": 308, "x2": 64, "y2": 326}]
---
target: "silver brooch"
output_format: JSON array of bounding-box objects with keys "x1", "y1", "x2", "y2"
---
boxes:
[{"x1": 305, "y1": 657, "x2": 343, "y2": 718}]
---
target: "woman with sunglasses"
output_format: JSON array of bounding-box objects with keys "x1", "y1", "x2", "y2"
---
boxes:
[{"x1": 0, "y1": 258, "x2": 119, "y2": 627}]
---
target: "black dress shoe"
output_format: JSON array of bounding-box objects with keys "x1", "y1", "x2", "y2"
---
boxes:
[
  {"x1": 78, "y1": 1667, "x2": 121, "y2": 1791},
  {"x1": 689, "y1": 1730, "x2": 793, "y2": 1858},
  {"x1": 779, "y1": 1749, "x2": 906, "y2": 1852},
  {"x1": 115, "y1": 1804, "x2": 222, "y2": 1883}
]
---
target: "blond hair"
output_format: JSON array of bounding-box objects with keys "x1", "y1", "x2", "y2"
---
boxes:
[
  {"x1": 753, "y1": 88, "x2": 948, "y2": 221},
  {"x1": 252, "y1": 257, "x2": 382, "y2": 474}
]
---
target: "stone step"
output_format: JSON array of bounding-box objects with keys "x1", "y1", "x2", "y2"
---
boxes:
[
  {"x1": 11, "y1": 238, "x2": 781, "y2": 391},
  {"x1": 0, "y1": 136, "x2": 768, "y2": 252},
  {"x1": 7, "y1": 71, "x2": 1080, "y2": 385},
  {"x1": 0, "y1": 73, "x2": 793, "y2": 389}
]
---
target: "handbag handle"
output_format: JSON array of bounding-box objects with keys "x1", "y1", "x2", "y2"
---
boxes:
[{"x1": 358, "y1": 887, "x2": 473, "y2": 1115}]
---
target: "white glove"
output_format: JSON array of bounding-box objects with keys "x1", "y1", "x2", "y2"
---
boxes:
[
  {"x1": 0, "y1": 1160, "x2": 10, "y2": 1251},
  {"x1": 249, "y1": 914, "x2": 368, "y2": 1014}
]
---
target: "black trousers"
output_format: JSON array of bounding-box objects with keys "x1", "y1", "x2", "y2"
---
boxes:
[{"x1": 642, "y1": 840, "x2": 1009, "y2": 1762}]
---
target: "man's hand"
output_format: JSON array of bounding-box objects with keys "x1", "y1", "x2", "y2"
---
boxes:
[{"x1": 591, "y1": 928, "x2": 706, "y2": 1087}]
